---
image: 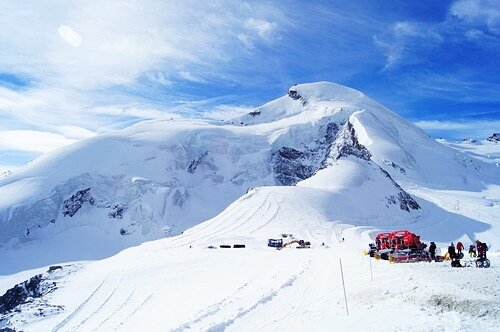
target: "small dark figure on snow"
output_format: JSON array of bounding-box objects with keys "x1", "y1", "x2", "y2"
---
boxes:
[
  {"x1": 451, "y1": 258, "x2": 463, "y2": 268},
  {"x1": 429, "y1": 242, "x2": 437, "y2": 261},
  {"x1": 456, "y1": 241, "x2": 464, "y2": 255},
  {"x1": 469, "y1": 244, "x2": 477, "y2": 257},
  {"x1": 448, "y1": 242, "x2": 456, "y2": 260},
  {"x1": 476, "y1": 240, "x2": 487, "y2": 259}
]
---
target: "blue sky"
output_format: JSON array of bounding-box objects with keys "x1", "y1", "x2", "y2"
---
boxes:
[{"x1": 0, "y1": 0, "x2": 499, "y2": 170}]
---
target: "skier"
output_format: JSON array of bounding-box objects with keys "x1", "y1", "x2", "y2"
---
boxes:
[
  {"x1": 469, "y1": 244, "x2": 477, "y2": 257},
  {"x1": 447, "y1": 242, "x2": 456, "y2": 260},
  {"x1": 456, "y1": 241, "x2": 464, "y2": 255},
  {"x1": 429, "y1": 242, "x2": 437, "y2": 261}
]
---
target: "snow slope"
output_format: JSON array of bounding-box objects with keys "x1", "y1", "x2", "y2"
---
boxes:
[
  {"x1": 1, "y1": 184, "x2": 499, "y2": 331},
  {"x1": 1, "y1": 82, "x2": 500, "y2": 330}
]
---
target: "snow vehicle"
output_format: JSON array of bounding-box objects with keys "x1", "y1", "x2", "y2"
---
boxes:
[
  {"x1": 371, "y1": 230, "x2": 430, "y2": 263},
  {"x1": 389, "y1": 230, "x2": 426, "y2": 251},
  {"x1": 375, "y1": 232, "x2": 392, "y2": 251},
  {"x1": 268, "y1": 239, "x2": 284, "y2": 248},
  {"x1": 277, "y1": 239, "x2": 311, "y2": 250}
]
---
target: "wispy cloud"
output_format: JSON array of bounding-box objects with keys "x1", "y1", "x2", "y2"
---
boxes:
[
  {"x1": 450, "y1": 0, "x2": 500, "y2": 35},
  {"x1": 374, "y1": 21, "x2": 443, "y2": 70},
  {"x1": 0, "y1": 130, "x2": 77, "y2": 153},
  {"x1": 414, "y1": 119, "x2": 500, "y2": 139}
]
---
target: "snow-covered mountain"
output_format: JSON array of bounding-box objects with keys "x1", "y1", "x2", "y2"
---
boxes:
[
  {"x1": 1, "y1": 82, "x2": 498, "y2": 272},
  {"x1": 1, "y1": 82, "x2": 500, "y2": 331}
]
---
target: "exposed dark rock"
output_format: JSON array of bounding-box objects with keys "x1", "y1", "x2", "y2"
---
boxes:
[
  {"x1": 187, "y1": 151, "x2": 208, "y2": 174},
  {"x1": 0, "y1": 274, "x2": 55, "y2": 315},
  {"x1": 487, "y1": 133, "x2": 499, "y2": 142},
  {"x1": 288, "y1": 88, "x2": 301, "y2": 100},
  {"x1": 462, "y1": 138, "x2": 477, "y2": 143},
  {"x1": 108, "y1": 203, "x2": 126, "y2": 219},
  {"x1": 287, "y1": 86, "x2": 307, "y2": 105},
  {"x1": 324, "y1": 122, "x2": 340, "y2": 143},
  {"x1": 381, "y1": 168, "x2": 420, "y2": 212},
  {"x1": 48, "y1": 266, "x2": 62, "y2": 273},
  {"x1": 120, "y1": 228, "x2": 128, "y2": 235},
  {"x1": 384, "y1": 160, "x2": 406, "y2": 174},
  {"x1": 272, "y1": 121, "x2": 341, "y2": 185},
  {"x1": 273, "y1": 147, "x2": 315, "y2": 185},
  {"x1": 62, "y1": 188, "x2": 95, "y2": 217},
  {"x1": 248, "y1": 110, "x2": 261, "y2": 117},
  {"x1": 329, "y1": 121, "x2": 371, "y2": 161}
]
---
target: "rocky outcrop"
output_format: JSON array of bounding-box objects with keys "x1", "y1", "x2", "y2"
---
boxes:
[
  {"x1": 328, "y1": 121, "x2": 371, "y2": 161},
  {"x1": 487, "y1": 133, "x2": 499, "y2": 142},
  {"x1": 384, "y1": 160, "x2": 406, "y2": 174},
  {"x1": 62, "y1": 188, "x2": 95, "y2": 217},
  {"x1": 187, "y1": 151, "x2": 208, "y2": 174},
  {"x1": 0, "y1": 274, "x2": 54, "y2": 315},
  {"x1": 108, "y1": 203, "x2": 126, "y2": 219},
  {"x1": 272, "y1": 122, "x2": 339, "y2": 185},
  {"x1": 273, "y1": 147, "x2": 315, "y2": 186},
  {"x1": 380, "y1": 168, "x2": 420, "y2": 212},
  {"x1": 288, "y1": 87, "x2": 301, "y2": 100}
]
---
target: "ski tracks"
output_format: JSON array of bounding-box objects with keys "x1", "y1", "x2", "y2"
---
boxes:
[
  {"x1": 171, "y1": 277, "x2": 257, "y2": 331},
  {"x1": 52, "y1": 272, "x2": 133, "y2": 332},
  {"x1": 114, "y1": 293, "x2": 154, "y2": 330},
  {"x1": 94, "y1": 290, "x2": 135, "y2": 331},
  {"x1": 174, "y1": 259, "x2": 312, "y2": 331},
  {"x1": 51, "y1": 276, "x2": 109, "y2": 332}
]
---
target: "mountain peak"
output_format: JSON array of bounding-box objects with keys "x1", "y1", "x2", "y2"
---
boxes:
[{"x1": 287, "y1": 81, "x2": 367, "y2": 103}]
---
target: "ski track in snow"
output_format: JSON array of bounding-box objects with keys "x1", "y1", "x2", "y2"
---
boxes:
[
  {"x1": 115, "y1": 293, "x2": 153, "y2": 330},
  {"x1": 171, "y1": 277, "x2": 258, "y2": 331},
  {"x1": 70, "y1": 272, "x2": 127, "y2": 331},
  {"x1": 205, "y1": 263, "x2": 310, "y2": 331},
  {"x1": 168, "y1": 192, "x2": 272, "y2": 248},
  {"x1": 51, "y1": 276, "x2": 109, "y2": 332},
  {"x1": 94, "y1": 290, "x2": 135, "y2": 331}
]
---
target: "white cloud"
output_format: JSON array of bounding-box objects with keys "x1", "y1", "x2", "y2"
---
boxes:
[
  {"x1": 0, "y1": 130, "x2": 77, "y2": 153},
  {"x1": 0, "y1": 0, "x2": 286, "y2": 151},
  {"x1": 89, "y1": 105, "x2": 179, "y2": 120},
  {"x1": 53, "y1": 126, "x2": 96, "y2": 140},
  {"x1": 146, "y1": 72, "x2": 172, "y2": 86},
  {"x1": 58, "y1": 25, "x2": 82, "y2": 47},
  {"x1": 450, "y1": 0, "x2": 500, "y2": 33},
  {"x1": 245, "y1": 18, "x2": 277, "y2": 41},
  {"x1": 414, "y1": 119, "x2": 500, "y2": 139},
  {"x1": 374, "y1": 21, "x2": 442, "y2": 70},
  {"x1": 177, "y1": 71, "x2": 206, "y2": 83}
]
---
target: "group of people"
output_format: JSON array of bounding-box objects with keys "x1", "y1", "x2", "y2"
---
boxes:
[{"x1": 427, "y1": 240, "x2": 488, "y2": 267}]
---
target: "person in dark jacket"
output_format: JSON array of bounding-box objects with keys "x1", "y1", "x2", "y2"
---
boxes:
[
  {"x1": 476, "y1": 240, "x2": 487, "y2": 259},
  {"x1": 429, "y1": 242, "x2": 437, "y2": 261},
  {"x1": 469, "y1": 244, "x2": 477, "y2": 257},
  {"x1": 448, "y1": 242, "x2": 456, "y2": 260}
]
